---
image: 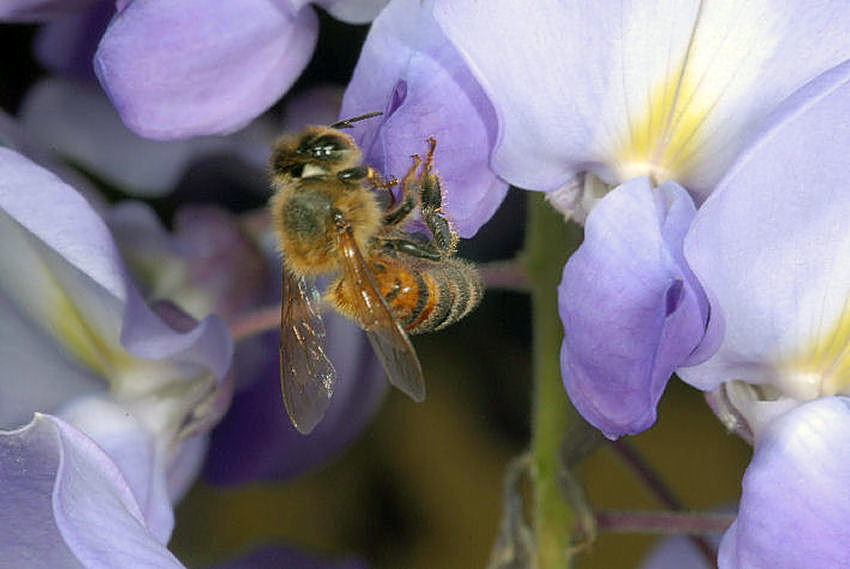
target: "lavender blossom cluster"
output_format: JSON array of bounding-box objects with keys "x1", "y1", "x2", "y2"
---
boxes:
[{"x1": 3, "y1": 0, "x2": 850, "y2": 567}]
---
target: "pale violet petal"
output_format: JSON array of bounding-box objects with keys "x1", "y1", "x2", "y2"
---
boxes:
[
  {"x1": 0, "y1": 147, "x2": 232, "y2": 426},
  {"x1": 680, "y1": 60, "x2": 850, "y2": 397},
  {"x1": 341, "y1": 0, "x2": 505, "y2": 237},
  {"x1": 435, "y1": 0, "x2": 850, "y2": 200},
  {"x1": 95, "y1": 0, "x2": 318, "y2": 139},
  {"x1": 0, "y1": 414, "x2": 185, "y2": 568},
  {"x1": 719, "y1": 397, "x2": 850, "y2": 568},
  {"x1": 639, "y1": 534, "x2": 719, "y2": 569},
  {"x1": 559, "y1": 179, "x2": 707, "y2": 438},
  {"x1": 56, "y1": 396, "x2": 175, "y2": 543}
]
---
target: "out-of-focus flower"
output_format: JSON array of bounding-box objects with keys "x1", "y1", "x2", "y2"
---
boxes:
[
  {"x1": 17, "y1": 77, "x2": 277, "y2": 197},
  {"x1": 0, "y1": 0, "x2": 99, "y2": 21},
  {"x1": 0, "y1": 146, "x2": 233, "y2": 544},
  {"x1": 205, "y1": 316, "x2": 386, "y2": 484},
  {"x1": 340, "y1": 0, "x2": 506, "y2": 238},
  {"x1": 3, "y1": 0, "x2": 388, "y2": 139},
  {"x1": 108, "y1": 202, "x2": 269, "y2": 322},
  {"x1": 0, "y1": 415, "x2": 369, "y2": 569},
  {"x1": 10, "y1": 74, "x2": 389, "y2": 481},
  {"x1": 668, "y1": 60, "x2": 850, "y2": 567},
  {"x1": 19, "y1": 78, "x2": 240, "y2": 197},
  {"x1": 410, "y1": 0, "x2": 850, "y2": 437},
  {"x1": 93, "y1": 0, "x2": 387, "y2": 139}
]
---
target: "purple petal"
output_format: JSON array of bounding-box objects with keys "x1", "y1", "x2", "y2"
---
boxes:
[
  {"x1": 95, "y1": 0, "x2": 318, "y2": 139},
  {"x1": 0, "y1": 146, "x2": 232, "y2": 432},
  {"x1": 173, "y1": 205, "x2": 269, "y2": 319},
  {"x1": 559, "y1": 178, "x2": 707, "y2": 438},
  {"x1": 0, "y1": 108, "x2": 101, "y2": 199},
  {"x1": 0, "y1": 290, "x2": 102, "y2": 428},
  {"x1": 0, "y1": 0, "x2": 98, "y2": 21},
  {"x1": 56, "y1": 395, "x2": 175, "y2": 543},
  {"x1": 0, "y1": 146, "x2": 233, "y2": 378},
  {"x1": 205, "y1": 313, "x2": 386, "y2": 484},
  {"x1": 434, "y1": 1, "x2": 850, "y2": 198},
  {"x1": 0, "y1": 414, "x2": 185, "y2": 568},
  {"x1": 207, "y1": 544, "x2": 366, "y2": 569},
  {"x1": 108, "y1": 202, "x2": 268, "y2": 320},
  {"x1": 719, "y1": 397, "x2": 850, "y2": 568},
  {"x1": 680, "y1": 60, "x2": 850, "y2": 396},
  {"x1": 341, "y1": 0, "x2": 506, "y2": 238}
]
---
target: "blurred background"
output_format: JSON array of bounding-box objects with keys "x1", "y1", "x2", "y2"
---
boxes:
[{"x1": 1, "y1": 15, "x2": 749, "y2": 569}]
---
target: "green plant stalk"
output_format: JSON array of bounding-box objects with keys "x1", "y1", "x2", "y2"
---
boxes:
[{"x1": 523, "y1": 192, "x2": 584, "y2": 568}]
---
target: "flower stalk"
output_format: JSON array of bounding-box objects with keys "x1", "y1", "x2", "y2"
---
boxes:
[{"x1": 524, "y1": 191, "x2": 583, "y2": 568}]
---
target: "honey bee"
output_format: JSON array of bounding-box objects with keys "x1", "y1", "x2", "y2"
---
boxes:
[{"x1": 269, "y1": 113, "x2": 483, "y2": 434}]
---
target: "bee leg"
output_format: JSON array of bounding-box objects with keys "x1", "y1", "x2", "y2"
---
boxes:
[
  {"x1": 383, "y1": 154, "x2": 422, "y2": 226},
  {"x1": 338, "y1": 166, "x2": 397, "y2": 188},
  {"x1": 417, "y1": 137, "x2": 459, "y2": 257},
  {"x1": 380, "y1": 236, "x2": 442, "y2": 261}
]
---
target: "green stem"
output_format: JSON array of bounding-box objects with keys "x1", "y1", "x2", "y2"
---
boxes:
[{"x1": 523, "y1": 192, "x2": 584, "y2": 568}]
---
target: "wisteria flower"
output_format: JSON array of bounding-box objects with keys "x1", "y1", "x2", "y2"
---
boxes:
[
  {"x1": 644, "y1": 58, "x2": 850, "y2": 567},
  {"x1": 13, "y1": 78, "x2": 389, "y2": 481},
  {"x1": 386, "y1": 0, "x2": 850, "y2": 436},
  {"x1": 340, "y1": 0, "x2": 506, "y2": 238},
  {"x1": 1, "y1": 413, "x2": 193, "y2": 568},
  {"x1": 94, "y1": 0, "x2": 387, "y2": 139},
  {"x1": 0, "y1": 146, "x2": 233, "y2": 545},
  {"x1": 2, "y1": 0, "x2": 389, "y2": 139},
  {"x1": 103, "y1": 200, "x2": 387, "y2": 482},
  {"x1": 0, "y1": 415, "x2": 368, "y2": 568}
]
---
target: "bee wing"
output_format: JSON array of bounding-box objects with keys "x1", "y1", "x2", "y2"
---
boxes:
[
  {"x1": 336, "y1": 223, "x2": 426, "y2": 402},
  {"x1": 280, "y1": 268, "x2": 337, "y2": 434}
]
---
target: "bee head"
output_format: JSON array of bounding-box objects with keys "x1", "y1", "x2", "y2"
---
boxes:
[{"x1": 270, "y1": 127, "x2": 361, "y2": 180}]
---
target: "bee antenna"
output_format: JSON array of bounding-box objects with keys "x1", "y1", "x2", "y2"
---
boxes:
[{"x1": 330, "y1": 111, "x2": 383, "y2": 129}]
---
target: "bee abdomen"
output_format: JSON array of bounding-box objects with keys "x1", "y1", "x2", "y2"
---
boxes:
[{"x1": 405, "y1": 259, "x2": 483, "y2": 335}]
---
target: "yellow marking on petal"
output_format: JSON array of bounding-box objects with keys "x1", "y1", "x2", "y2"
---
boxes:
[
  {"x1": 42, "y1": 263, "x2": 137, "y2": 381},
  {"x1": 610, "y1": 0, "x2": 782, "y2": 188},
  {"x1": 781, "y1": 297, "x2": 850, "y2": 399},
  {"x1": 614, "y1": 53, "x2": 716, "y2": 186}
]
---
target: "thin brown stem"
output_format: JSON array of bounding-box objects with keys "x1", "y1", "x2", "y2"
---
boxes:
[
  {"x1": 596, "y1": 510, "x2": 734, "y2": 536},
  {"x1": 228, "y1": 305, "x2": 281, "y2": 341},
  {"x1": 480, "y1": 259, "x2": 531, "y2": 292}
]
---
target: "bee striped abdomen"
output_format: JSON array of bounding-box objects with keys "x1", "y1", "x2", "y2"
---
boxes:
[{"x1": 371, "y1": 257, "x2": 482, "y2": 335}]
